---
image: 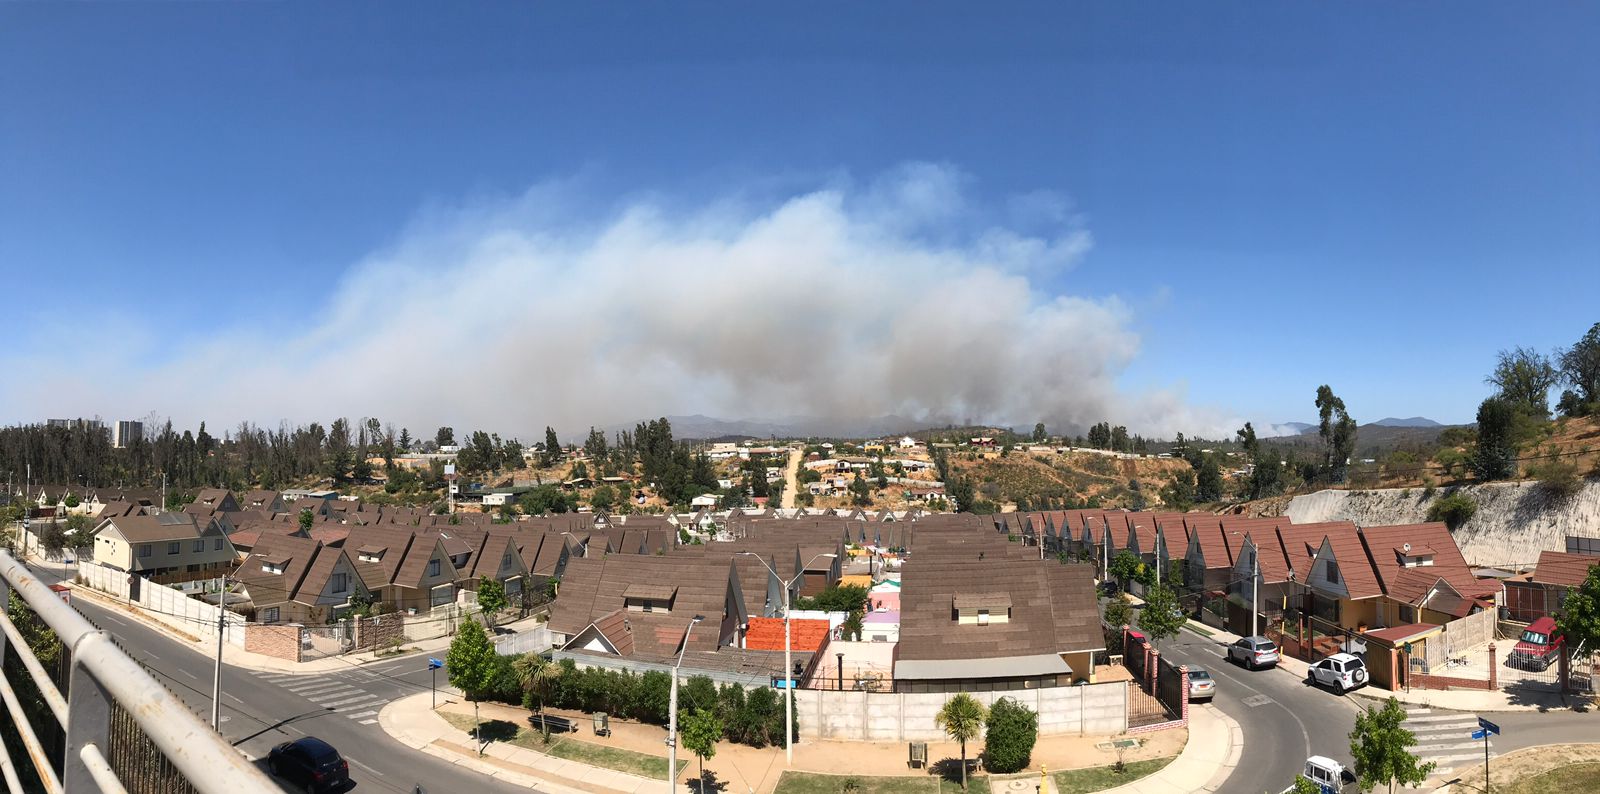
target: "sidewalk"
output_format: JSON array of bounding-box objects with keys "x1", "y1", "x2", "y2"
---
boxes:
[
  {"x1": 1189, "y1": 621, "x2": 1593, "y2": 714},
  {"x1": 1094, "y1": 705, "x2": 1242, "y2": 794},
  {"x1": 380, "y1": 692, "x2": 665, "y2": 794}
]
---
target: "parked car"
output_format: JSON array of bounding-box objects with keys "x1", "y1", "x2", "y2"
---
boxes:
[
  {"x1": 1281, "y1": 755, "x2": 1349, "y2": 794},
  {"x1": 267, "y1": 737, "x2": 349, "y2": 793},
  {"x1": 1308, "y1": 653, "x2": 1369, "y2": 694},
  {"x1": 528, "y1": 713, "x2": 577, "y2": 734},
  {"x1": 1186, "y1": 667, "x2": 1216, "y2": 701},
  {"x1": 1508, "y1": 616, "x2": 1563, "y2": 672},
  {"x1": 1227, "y1": 636, "x2": 1280, "y2": 670}
]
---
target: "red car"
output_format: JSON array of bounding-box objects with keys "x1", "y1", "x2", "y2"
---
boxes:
[{"x1": 1509, "y1": 616, "x2": 1563, "y2": 671}]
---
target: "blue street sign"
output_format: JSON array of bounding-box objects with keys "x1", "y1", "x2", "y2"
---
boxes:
[
  {"x1": 427, "y1": 657, "x2": 444, "y2": 670},
  {"x1": 1471, "y1": 729, "x2": 1488, "y2": 741},
  {"x1": 1477, "y1": 717, "x2": 1500, "y2": 736}
]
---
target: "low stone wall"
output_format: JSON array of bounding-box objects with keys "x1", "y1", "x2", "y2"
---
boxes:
[
  {"x1": 352, "y1": 614, "x2": 406, "y2": 653},
  {"x1": 245, "y1": 624, "x2": 303, "y2": 663},
  {"x1": 792, "y1": 681, "x2": 1127, "y2": 742}
]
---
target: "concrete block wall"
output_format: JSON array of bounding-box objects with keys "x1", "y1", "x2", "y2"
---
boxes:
[{"x1": 793, "y1": 681, "x2": 1128, "y2": 741}]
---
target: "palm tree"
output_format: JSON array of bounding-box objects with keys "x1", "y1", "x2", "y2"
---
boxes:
[
  {"x1": 513, "y1": 653, "x2": 562, "y2": 723},
  {"x1": 935, "y1": 693, "x2": 988, "y2": 790}
]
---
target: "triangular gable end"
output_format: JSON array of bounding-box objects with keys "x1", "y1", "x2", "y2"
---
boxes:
[{"x1": 1308, "y1": 537, "x2": 1350, "y2": 600}]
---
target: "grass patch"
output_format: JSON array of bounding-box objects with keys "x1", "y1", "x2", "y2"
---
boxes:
[
  {"x1": 1184, "y1": 621, "x2": 1215, "y2": 637},
  {"x1": 437, "y1": 711, "x2": 684, "y2": 779},
  {"x1": 774, "y1": 770, "x2": 991, "y2": 794},
  {"x1": 1053, "y1": 757, "x2": 1176, "y2": 794},
  {"x1": 1504, "y1": 762, "x2": 1600, "y2": 794}
]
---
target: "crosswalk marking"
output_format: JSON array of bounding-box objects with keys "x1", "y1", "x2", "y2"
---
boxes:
[
  {"x1": 1405, "y1": 707, "x2": 1494, "y2": 777},
  {"x1": 320, "y1": 695, "x2": 377, "y2": 708},
  {"x1": 290, "y1": 682, "x2": 357, "y2": 696},
  {"x1": 358, "y1": 719, "x2": 378, "y2": 725},
  {"x1": 345, "y1": 710, "x2": 378, "y2": 719}
]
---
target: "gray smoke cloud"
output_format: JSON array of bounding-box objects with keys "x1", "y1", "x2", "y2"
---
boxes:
[{"x1": 3, "y1": 163, "x2": 1281, "y2": 440}]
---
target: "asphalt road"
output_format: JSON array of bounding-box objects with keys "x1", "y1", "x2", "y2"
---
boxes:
[
  {"x1": 1160, "y1": 626, "x2": 1363, "y2": 794},
  {"x1": 67, "y1": 594, "x2": 535, "y2": 794}
]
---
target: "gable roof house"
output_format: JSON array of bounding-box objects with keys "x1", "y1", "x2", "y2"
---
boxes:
[
  {"x1": 241, "y1": 489, "x2": 285, "y2": 513},
  {"x1": 91, "y1": 512, "x2": 237, "y2": 577},
  {"x1": 189, "y1": 488, "x2": 241, "y2": 514},
  {"x1": 1302, "y1": 524, "x2": 1385, "y2": 636},
  {"x1": 388, "y1": 534, "x2": 461, "y2": 613},
  {"x1": 1182, "y1": 517, "x2": 1238, "y2": 594},
  {"x1": 1359, "y1": 523, "x2": 1499, "y2": 626},
  {"x1": 232, "y1": 536, "x2": 366, "y2": 625},
  {"x1": 549, "y1": 554, "x2": 750, "y2": 659},
  {"x1": 1505, "y1": 550, "x2": 1600, "y2": 621},
  {"x1": 468, "y1": 530, "x2": 530, "y2": 602},
  {"x1": 895, "y1": 557, "x2": 1104, "y2": 692},
  {"x1": 339, "y1": 526, "x2": 419, "y2": 610}
]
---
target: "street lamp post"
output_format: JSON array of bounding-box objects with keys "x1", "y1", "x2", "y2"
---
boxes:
[
  {"x1": 738, "y1": 551, "x2": 837, "y2": 766},
  {"x1": 666, "y1": 614, "x2": 704, "y2": 793}
]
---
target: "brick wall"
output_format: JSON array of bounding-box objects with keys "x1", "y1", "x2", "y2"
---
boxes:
[
  {"x1": 351, "y1": 615, "x2": 404, "y2": 653},
  {"x1": 1409, "y1": 673, "x2": 1493, "y2": 691},
  {"x1": 246, "y1": 624, "x2": 303, "y2": 663}
]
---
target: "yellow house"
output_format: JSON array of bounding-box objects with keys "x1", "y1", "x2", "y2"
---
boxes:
[{"x1": 92, "y1": 513, "x2": 236, "y2": 576}]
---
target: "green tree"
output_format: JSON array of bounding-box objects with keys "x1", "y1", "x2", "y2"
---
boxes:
[
  {"x1": 298, "y1": 508, "x2": 314, "y2": 533},
  {"x1": 1316, "y1": 385, "x2": 1358, "y2": 483},
  {"x1": 935, "y1": 693, "x2": 987, "y2": 790},
  {"x1": 542, "y1": 427, "x2": 562, "y2": 467},
  {"x1": 1236, "y1": 422, "x2": 1259, "y2": 459},
  {"x1": 1108, "y1": 550, "x2": 1142, "y2": 588},
  {"x1": 1555, "y1": 563, "x2": 1600, "y2": 664},
  {"x1": 1470, "y1": 397, "x2": 1518, "y2": 481},
  {"x1": 1032, "y1": 423, "x2": 1047, "y2": 443},
  {"x1": 1195, "y1": 455, "x2": 1223, "y2": 503},
  {"x1": 1103, "y1": 595, "x2": 1133, "y2": 653},
  {"x1": 1349, "y1": 697, "x2": 1435, "y2": 794},
  {"x1": 513, "y1": 653, "x2": 563, "y2": 718},
  {"x1": 35, "y1": 520, "x2": 66, "y2": 556},
  {"x1": 1487, "y1": 346, "x2": 1558, "y2": 419},
  {"x1": 1137, "y1": 584, "x2": 1185, "y2": 647},
  {"x1": 1557, "y1": 322, "x2": 1600, "y2": 412},
  {"x1": 849, "y1": 474, "x2": 872, "y2": 507},
  {"x1": 519, "y1": 484, "x2": 571, "y2": 515},
  {"x1": 445, "y1": 620, "x2": 499, "y2": 753},
  {"x1": 476, "y1": 576, "x2": 508, "y2": 627},
  {"x1": 435, "y1": 426, "x2": 455, "y2": 447},
  {"x1": 1160, "y1": 468, "x2": 1196, "y2": 511},
  {"x1": 1287, "y1": 774, "x2": 1320, "y2": 794},
  {"x1": 590, "y1": 485, "x2": 617, "y2": 511},
  {"x1": 679, "y1": 707, "x2": 723, "y2": 787},
  {"x1": 982, "y1": 697, "x2": 1038, "y2": 773}
]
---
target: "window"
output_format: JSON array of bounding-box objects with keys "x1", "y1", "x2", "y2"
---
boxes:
[
  {"x1": 977, "y1": 609, "x2": 990, "y2": 625},
  {"x1": 214, "y1": 538, "x2": 223, "y2": 550},
  {"x1": 427, "y1": 559, "x2": 441, "y2": 577},
  {"x1": 167, "y1": 542, "x2": 180, "y2": 555},
  {"x1": 502, "y1": 553, "x2": 512, "y2": 568},
  {"x1": 261, "y1": 607, "x2": 280, "y2": 623},
  {"x1": 138, "y1": 544, "x2": 151, "y2": 558},
  {"x1": 194, "y1": 540, "x2": 205, "y2": 553},
  {"x1": 331, "y1": 573, "x2": 348, "y2": 593},
  {"x1": 1326, "y1": 561, "x2": 1340, "y2": 584}
]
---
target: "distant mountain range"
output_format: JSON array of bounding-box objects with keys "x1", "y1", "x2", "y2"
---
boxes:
[
  {"x1": 584, "y1": 414, "x2": 935, "y2": 441},
  {"x1": 1371, "y1": 417, "x2": 1444, "y2": 428}
]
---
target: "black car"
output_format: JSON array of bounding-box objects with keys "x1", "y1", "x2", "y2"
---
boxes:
[{"x1": 268, "y1": 737, "x2": 349, "y2": 793}]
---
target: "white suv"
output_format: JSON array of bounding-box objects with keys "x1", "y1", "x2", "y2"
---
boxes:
[{"x1": 1308, "y1": 653, "x2": 1368, "y2": 694}]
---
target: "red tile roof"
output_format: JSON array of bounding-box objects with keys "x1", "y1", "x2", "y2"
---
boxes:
[
  {"x1": 1359, "y1": 522, "x2": 1494, "y2": 602},
  {"x1": 744, "y1": 617, "x2": 830, "y2": 652},
  {"x1": 1320, "y1": 525, "x2": 1384, "y2": 600}
]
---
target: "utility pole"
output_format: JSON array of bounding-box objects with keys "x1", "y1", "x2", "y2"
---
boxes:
[
  {"x1": 1251, "y1": 549, "x2": 1260, "y2": 639},
  {"x1": 666, "y1": 616, "x2": 703, "y2": 793},
  {"x1": 211, "y1": 577, "x2": 228, "y2": 729}
]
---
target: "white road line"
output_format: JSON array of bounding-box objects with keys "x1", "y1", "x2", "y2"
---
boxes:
[
  {"x1": 321, "y1": 695, "x2": 378, "y2": 708},
  {"x1": 180, "y1": 669, "x2": 198, "y2": 679},
  {"x1": 358, "y1": 719, "x2": 378, "y2": 725},
  {"x1": 100, "y1": 614, "x2": 129, "y2": 626},
  {"x1": 345, "y1": 710, "x2": 379, "y2": 719},
  {"x1": 306, "y1": 689, "x2": 366, "y2": 703},
  {"x1": 143, "y1": 651, "x2": 161, "y2": 661},
  {"x1": 288, "y1": 683, "x2": 351, "y2": 695},
  {"x1": 225, "y1": 693, "x2": 245, "y2": 705}
]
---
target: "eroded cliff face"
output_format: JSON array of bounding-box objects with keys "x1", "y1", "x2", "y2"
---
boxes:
[{"x1": 1283, "y1": 481, "x2": 1600, "y2": 567}]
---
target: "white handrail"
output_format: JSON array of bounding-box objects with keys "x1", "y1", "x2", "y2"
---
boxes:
[{"x1": 0, "y1": 551, "x2": 278, "y2": 793}]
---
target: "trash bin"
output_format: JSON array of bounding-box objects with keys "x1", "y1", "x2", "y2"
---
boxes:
[{"x1": 593, "y1": 712, "x2": 610, "y2": 737}]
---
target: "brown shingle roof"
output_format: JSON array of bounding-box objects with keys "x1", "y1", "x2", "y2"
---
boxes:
[
  {"x1": 1532, "y1": 550, "x2": 1600, "y2": 588},
  {"x1": 897, "y1": 559, "x2": 1102, "y2": 663},
  {"x1": 1359, "y1": 522, "x2": 1490, "y2": 602}
]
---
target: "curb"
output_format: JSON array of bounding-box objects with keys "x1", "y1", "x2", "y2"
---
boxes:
[{"x1": 1200, "y1": 705, "x2": 1245, "y2": 793}]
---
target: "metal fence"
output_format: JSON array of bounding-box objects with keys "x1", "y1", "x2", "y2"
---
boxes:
[{"x1": 0, "y1": 550, "x2": 276, "y2": 794}]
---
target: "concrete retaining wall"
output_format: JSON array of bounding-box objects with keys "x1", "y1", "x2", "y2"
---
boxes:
[{"x1": 792, "y1": 681, "x2": 1127, "y2": 741}]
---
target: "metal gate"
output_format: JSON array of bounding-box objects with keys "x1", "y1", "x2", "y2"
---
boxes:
[{"x1": 1501, "y1": 640, "x2": 1565, "y2": 693}]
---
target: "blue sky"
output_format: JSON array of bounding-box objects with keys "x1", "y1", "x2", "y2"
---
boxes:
[{"x1": 2, "y1": 3, "x2": 1596, "y2": 435}]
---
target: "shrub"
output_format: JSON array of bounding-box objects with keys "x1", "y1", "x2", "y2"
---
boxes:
[
  {"x1": 983, "y1": 697, "x2": 1039, "y2": 773},
  {"x1": 1528, "y1": 458, "x2": 1584, "y2": 500},
  {"x1": 1427, "y1": 491, "x2": 1478, "y2": 530}
]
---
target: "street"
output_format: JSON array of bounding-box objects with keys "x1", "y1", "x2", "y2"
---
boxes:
[
  {"x1": 1160, "y1": 627, "x2": 1362, "y2": 794},
  {"x1": 67, "y1": 594, "x2": 537, "y2": 794}
]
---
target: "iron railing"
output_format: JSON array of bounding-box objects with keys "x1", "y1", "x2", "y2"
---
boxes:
[{"x1": 0, "y1": 550, "x2": 276, "y2": 794}]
